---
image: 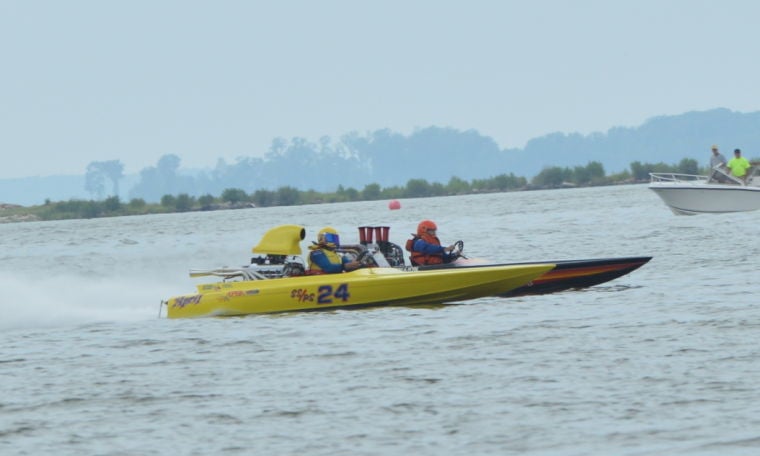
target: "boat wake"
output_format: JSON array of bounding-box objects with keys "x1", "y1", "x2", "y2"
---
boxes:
[{"x1": 0, "y1": 272, "x2": 175, "y2": 332}]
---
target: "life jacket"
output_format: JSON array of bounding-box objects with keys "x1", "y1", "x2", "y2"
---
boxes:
[
  {"x1": 404, "y1": 235, "x2": 417, "y2": 253},
  {"x1": 308, "y1": 245, "x2": 344, "y2": 273},
  {"x1": 406, "y1": 233, "x2": 444, "y2": 265}
]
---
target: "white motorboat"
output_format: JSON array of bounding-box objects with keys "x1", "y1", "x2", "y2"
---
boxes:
[{"x1": 649, "y1": 165, "x2": 760, "y2": 215}]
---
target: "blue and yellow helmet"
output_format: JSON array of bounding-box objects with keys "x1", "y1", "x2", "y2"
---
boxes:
[{"x1": 317, "y1": 226, "x2": 340, "y2": 249}]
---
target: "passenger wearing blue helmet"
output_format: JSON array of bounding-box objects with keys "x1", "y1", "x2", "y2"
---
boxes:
[{"x1": 308, "y1": 227, "x2": 362, "y2": 273}]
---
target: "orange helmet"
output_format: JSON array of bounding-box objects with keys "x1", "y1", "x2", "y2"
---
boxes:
[{"x1": 417, "y1": 219, "x2": 437, "y2": 236}]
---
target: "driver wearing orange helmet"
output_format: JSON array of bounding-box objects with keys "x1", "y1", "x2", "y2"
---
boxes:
[
  {"x1": 308, "y1": 227, "x2": 362, "y2": 273},
  {"x1": 406, "y1": 220, "x2": 456, "y2": 266}
]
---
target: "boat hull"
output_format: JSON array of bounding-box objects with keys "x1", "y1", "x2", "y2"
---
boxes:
[
  {"x1": 417, "y1": 256, "x2": 651, "y2": 297},
  {"x1": 166, "y1": 263, "x2": 555, "y2": 318},
  {"x1": 649, "y1": 183, "x2": 760, "y2": 215},
  {"x1": 499, "y1": 256, "x2": 651, "y2": 297}
]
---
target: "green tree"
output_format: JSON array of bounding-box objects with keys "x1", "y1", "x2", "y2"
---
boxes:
[
  {"x1": 532, "y1": 166, "x2": 567, "y2": 187},
  {"x1": 447, "y1": 176, "x2": 471, "y2": 194},
  {"x1": 276, "y1": 186, "x2": 300, "y2": 206},
  {"x1": 335, "y1": 185, "x2": 348, "y2": 202},
  {"x1": 572, "y1": 165, "x2": 591, "y2": 184},
  {"x1": 586, "y1": 161, "x2": 605, "y2": 179},
  {"x1": 495, "y1": 173, "x2": 526, "y2": 190},
  {"x1": 677, "y1": 158, "x2": 699, "y2": 175},
  {"x1": 128, "y1": 198, "x2": 146, "y2": 210},
  {"x1": 221, "y1": 188, "x2": 248, "y2": 204},
  {"x1": 630, "y1": 161, "x2": 651, "y2": 181},
  {"x1": 103, "y1": 196, "x2": 121, "y2": 212},
  {"x1": 252, "y1": 189, "x2": 276, "y2": 207},
  {"x1": 430, "y1": 182, "x2": 446, "y2": 196},
  {"x1": 198, "y1": 194, "x2": 215, "y2": 210},
  {"x1": 175, "y1": 193, "x2": 193, "y2": 211},
  {"x1": 405, "y1": 178, "x2": 431, "y2": 197},
  {"x1": 362, "y1": 183, "x2": 382, "y2": 200},
  {"x1": 608, "y1": 169, "x2": 632, "y2": 182},
  {"x1": 380, "y1": 186, "x2": 405, "y2": 199},
  {"x1": 343, "y1": 187, "x2": 360, "y2": 201},
  {"x1": 160, "y1": 194, "x2": 177, "y2": 209}
]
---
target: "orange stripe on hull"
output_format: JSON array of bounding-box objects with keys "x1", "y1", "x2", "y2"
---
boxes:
[{"x1": 531, "y1": 262, "x2": 645, "y2": 284}]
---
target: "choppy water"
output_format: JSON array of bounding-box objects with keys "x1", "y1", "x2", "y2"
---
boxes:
[{"x1": 2, "y1": 184, "x2": 760, "y2": 455}]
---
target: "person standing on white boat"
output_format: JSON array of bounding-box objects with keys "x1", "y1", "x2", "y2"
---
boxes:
[
  {"x1": 707, "y1": 145, "x2": 729, "y2": 183},
  {"x1": 710, "y1": 145, "x2": 727, "y2": 169},
  {"x1": 726, "y1": 148, "x2": 751, "y2": 181}
]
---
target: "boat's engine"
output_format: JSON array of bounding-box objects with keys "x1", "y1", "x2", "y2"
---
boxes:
[
  {"x1": 251, "y1": 254, "x2": 306, "y2": 278},
  {"x1": 357, "y1": 226, "x2": 406, "y2": 267},
  {"x1": 378, "y1": 241, "x2": 405, "y2": 267},
  {"x1": 282, "y1": 261, "x2": 305, "y2": 277},
  {"x1": 251, "y1": 254, "x2": 287, "y2": 265}
]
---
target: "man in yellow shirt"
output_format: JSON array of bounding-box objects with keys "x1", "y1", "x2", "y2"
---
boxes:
[{"x1": 726, "y1": 148, "x2": 751, "y2": 180}]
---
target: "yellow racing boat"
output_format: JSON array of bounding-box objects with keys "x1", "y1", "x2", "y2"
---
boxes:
[{"x1": 163, "y1": 225, "x2": 555, "y2": 318}]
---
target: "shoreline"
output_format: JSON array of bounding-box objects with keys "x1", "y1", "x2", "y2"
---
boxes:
[{"x1": 0, "y1": 180, "x2": 646, "y2": 224}]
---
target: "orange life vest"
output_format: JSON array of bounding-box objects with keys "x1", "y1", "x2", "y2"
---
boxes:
[{"x1": 406, "y1": 233, "x2": 445, "y2": 265}]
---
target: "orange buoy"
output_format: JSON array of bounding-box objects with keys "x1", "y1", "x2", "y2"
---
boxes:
[{"x1": 388, "y1": 200, "x2": 401, "y2": 210}]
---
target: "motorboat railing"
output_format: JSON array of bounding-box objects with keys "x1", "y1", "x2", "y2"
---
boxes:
[
  {"x1": 650, "y1": 167, "x2": 752, "y2": 186},
  {"x1": 649, "y1": 172, "x2": 709, "y2": 184}
]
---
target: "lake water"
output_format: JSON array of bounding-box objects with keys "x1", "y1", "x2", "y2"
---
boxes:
[{"x1": 2, "y1": 184, "x2": 760, "y2": 455}]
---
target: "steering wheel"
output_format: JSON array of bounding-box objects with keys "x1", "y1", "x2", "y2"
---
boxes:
[
  {"x1": 356, "y1": 250, "x2": 376, "y2": 266},
  {"x1": 449, "y1": 240, "x2": 464, "y2": 260}
]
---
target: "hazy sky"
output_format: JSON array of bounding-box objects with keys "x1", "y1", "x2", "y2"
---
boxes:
[{"x1": 2, "y1": 0, "x2": 760, "y2": 179}]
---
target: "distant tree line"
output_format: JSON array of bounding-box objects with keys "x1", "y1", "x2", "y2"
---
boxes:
[
  {"x1": 531, "y1": 157, "x2": 702, "y2": 187},
  {"x1": 81, "y1": 109, "x2": 760, "y2": 205},
  {"x1": 82, "y1": 131, "x2": 704, "y2": 205},
  {"x1": 5, "y1": 107, "x2": 756, "y2": 208},
  {"x1": 12, "y1": 158, "x2": 701, "y2": 222},
  {"x1": 106, "y1": 128, "x2": 514, "y2": 203},
  {"x1": 506, "y1": 108, "x2": 760, "y2": 177}
]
